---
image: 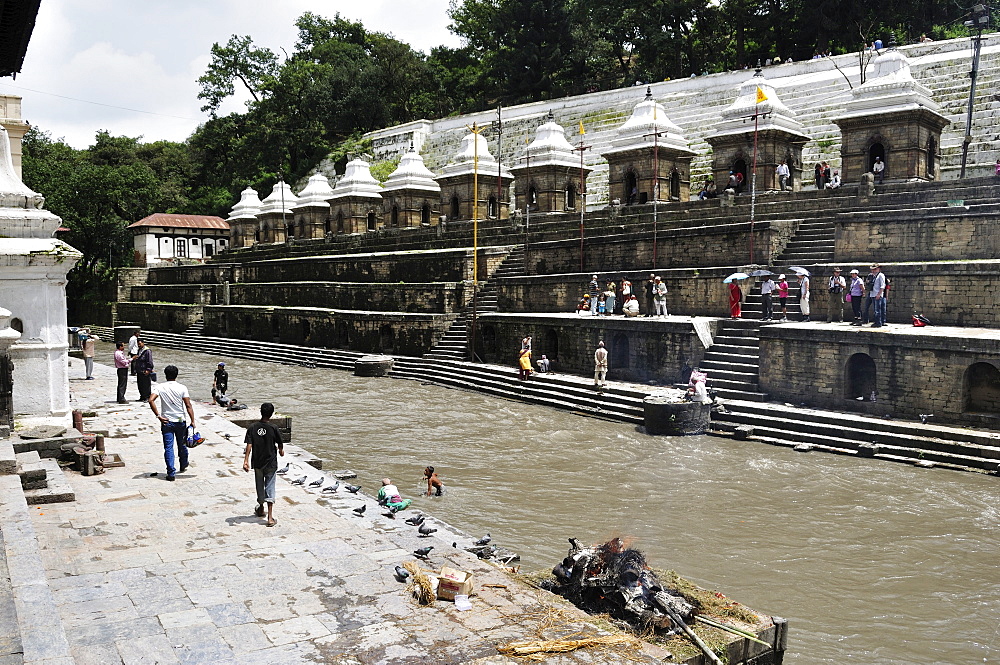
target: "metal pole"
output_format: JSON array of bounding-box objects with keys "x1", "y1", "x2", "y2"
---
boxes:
[
  {"x1": 653, "y1": 130, "x2": 659, "y2": 268},
  {"x1": 496, "y1": 105, "x2": 502, "y2": 220},
  {"x1": 470, "y1": 123, "x2": 481, "y2": 361},
  {"x1": 579, "y1": 140, "x2": 585, "y2": 273},
  {"x1": 524, "y1": 149, "x2": 530, "y2": 272},
  {"x1": 750, "y1": 111, "x2": 759, "y2": 265},
  {"x1": 960, "y1": 26, "x2": 984, "y2": 178}
]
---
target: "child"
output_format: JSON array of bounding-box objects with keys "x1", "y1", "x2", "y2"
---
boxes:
[
  {"x1": 597, "y1": 294, "x2": 606, "y2": 315},
  {"x1": 242, "y1": 402, "x2": 284, "y2": 527},
  {"x1": 378, "y1": 478, "x2": 412, "y2": 512},
  {"x1": 424, "y1": 466, "x2": 443, "y2": 496}
]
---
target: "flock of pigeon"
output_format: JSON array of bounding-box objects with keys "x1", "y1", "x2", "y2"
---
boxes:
[{"x1": 276, "y1": 463, "x2": 492, "y2": 568}]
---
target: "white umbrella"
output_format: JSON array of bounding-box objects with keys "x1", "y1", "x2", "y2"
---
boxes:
[
  {"x1": 723, "y1": 272, "x2": 750, "y2": 283},
  {"x1": 789, "y1": 266, "x2": 811, "y2": 276}
]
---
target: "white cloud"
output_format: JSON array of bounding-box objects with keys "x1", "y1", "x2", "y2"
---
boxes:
[{"x1": 0, "y1": 0, "x2": 459, "y2": 148}]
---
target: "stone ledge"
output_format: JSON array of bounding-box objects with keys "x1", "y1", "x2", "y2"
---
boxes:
[
  {"x1": 23, "y1": 461, "x2": 73, "y2": 505},
  {"x1": 0, "y1": 439, "x2": 14, "y2": 475}
]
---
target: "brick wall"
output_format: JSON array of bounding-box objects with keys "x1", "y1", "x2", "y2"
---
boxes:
[
  {"x1": 131, "y1": 285, "x2": 217, "y2": 305},
  {"x1": 835, "y1": 210, "x2": 1000, "y2": 263},
  {"x1": 475, "y1": 313, "x2": 714, "y2": 383},
  {"x1": 758, "y1": 325, "x2": 1000, "y2": 425},
  {"x1": 228, "y1": 282, "x2": 467, "y2": 313},
  {"x1": 115, "y1": 303, "x2": 203, "y2": 333}
]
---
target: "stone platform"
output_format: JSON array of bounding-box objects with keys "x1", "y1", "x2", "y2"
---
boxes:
[{"x1": 17, "y1": 358, "x2": 683, "y2": 664}]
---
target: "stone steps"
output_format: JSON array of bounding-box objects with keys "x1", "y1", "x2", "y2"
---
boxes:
[{"x1": 22, "y1": 460, "x2": 75, "y2": 505}]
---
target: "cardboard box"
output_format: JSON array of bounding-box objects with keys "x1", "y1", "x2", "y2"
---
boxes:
[{"x1": 437, "y1": 567, "x2": 474, "y2": 601}]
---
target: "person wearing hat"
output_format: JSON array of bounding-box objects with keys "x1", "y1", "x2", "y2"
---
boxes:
[
  {"x1": 848, "y1": 269, "x2": 865, "y2": 325},
  {"x1": 777, "y1": 274, "x2": 790, "y2": 321},
  {"x1": 827, "y1": 268, "x2": 846, "y2": 323},
  {"x1": 213, "y1": 362, "x2": 229, "y2": 397},
  {"x1": 588, "y1": 274, "x2": 600, "y2": 315}
]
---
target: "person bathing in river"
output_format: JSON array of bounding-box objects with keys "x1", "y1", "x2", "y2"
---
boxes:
[
  {"x1": 378, "y1": 478, "x2": 412, "y2": 511},
  {"x1": 424, "y1": 466, "x2": 443, "y2": 496}
]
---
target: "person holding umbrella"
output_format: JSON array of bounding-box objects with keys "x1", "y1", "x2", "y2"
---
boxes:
[
  {"x1": 724, "y1": 273, "x2": 748, "y2": 319},
  {"x1": 760, "y1": 274, "x2": 776, "y2": 321},
  {"x1": 796, "y1": 270, "x2": 811, "y2": 322}
]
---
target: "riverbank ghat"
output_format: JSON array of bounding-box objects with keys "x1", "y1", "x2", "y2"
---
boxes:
[{"x1": 0, "y1": 359, "x2": 783, "y2": 664}]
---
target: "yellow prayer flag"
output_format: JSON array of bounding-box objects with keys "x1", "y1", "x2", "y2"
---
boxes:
[
  {"x1": 755, "y1": 86, "x2": 768, "y2": 104},
  {"x1": 578, "y1": 120, "x2": 585, "y2": 135}
]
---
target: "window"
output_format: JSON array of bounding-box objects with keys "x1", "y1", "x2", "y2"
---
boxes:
[
  {"x1": 367, "y1": 211, "x2": 377, "y2": 232},
  {"x1": 487, "y1": 196, "x2": 498, "y2": 218},
  {"x1": 421, "y1": 204, "x2": 431, "y2": 226},
  {"x1": 391, "y1": 205, "x2": 399, "y2": 227},
  {"x1": 450, "y1": 196, "x2": 460, "y2": 219},
  {"x1": 564, "y1": 184, "x2": 575, "y2": 210},
  {"x1": 175, "y1": 238, "x2": 187, "y2": 257},
  {"x1": 204, "y1": 243, "x2": 214, "y2": 257}
]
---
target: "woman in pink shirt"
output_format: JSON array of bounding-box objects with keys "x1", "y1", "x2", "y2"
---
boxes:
[{"x1": 777, "y1": 274, "x2": 790, "y2": 321}]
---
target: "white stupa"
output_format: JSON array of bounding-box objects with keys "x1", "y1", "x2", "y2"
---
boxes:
[{"x1": 328, "y1": 159, "x2": 383, "y2": 201}]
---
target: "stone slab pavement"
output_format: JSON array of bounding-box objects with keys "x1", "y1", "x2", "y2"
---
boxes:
[{"x1": 25, "y1": 358, "x2": 672, "y2": 664}]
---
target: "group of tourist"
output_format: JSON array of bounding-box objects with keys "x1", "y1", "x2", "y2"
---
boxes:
[{"x1": 578, "y1": 274, "x2": 643, "y2": 317}]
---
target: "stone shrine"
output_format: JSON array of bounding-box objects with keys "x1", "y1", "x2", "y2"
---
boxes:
[
  {"x1": 705, "y1": 69, "x2": 810, "y2": 192},
  {"x1": 381, "y1": 144, "x2": 441, "y2": 228},
  {"x1": 510, "y1": 111, "x2": 592, "y2": 216},
  {"x1": 601, "y1": 88, "x2": 696, "y2": 205},
  {"x1": 436, "y1": 132, "x2": 514, "y2": 222},
  {"x1": 0, "y1": 125, "x2": 81, "y2": 420},
  {"x1": 327, "y1": 159, "x2": 383, "y2": 234},
  {"x1": 227, "y1": 186, "x2": 263, "y2": 248},
  {"x1": 834, "y1": 41, "x2": 949, "y2": 183},
  {"x1": 257, "y1": 181, "x2": 298, "y2": 244},
  {"x1": 291, "y1": 173, "x2": 335, "y2": 239}
]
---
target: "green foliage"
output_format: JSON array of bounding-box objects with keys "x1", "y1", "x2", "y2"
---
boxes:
[
  {"x1": 369, "y1": 157, "x2": 401, "y2": 183},
  {"x1": 197, "y1": 35, "x2": 279, "y2": 115}
]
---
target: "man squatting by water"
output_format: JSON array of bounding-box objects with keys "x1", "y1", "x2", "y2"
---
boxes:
[{"x1": 243, "y1": 402, "x2": 284, "y2": 527}]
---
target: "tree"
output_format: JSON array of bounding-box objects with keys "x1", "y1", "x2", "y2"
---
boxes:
[{"x1": 197, "y1": 35, "x2": 279, "y2": 116}]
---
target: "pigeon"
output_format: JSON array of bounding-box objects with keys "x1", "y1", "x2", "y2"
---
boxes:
[
  {"x1": 404, "y1": 514, "x2": 424, "y2": 526},
  {"x1": 919, "y1": 414, "x2": 934, "y2": 425},
  {"x1": 222, "y1": 433, "x2": 232, "y2": 440},
  {"x1": 352, "y1": 505, "x2": 367, "y2": 516},
  {"x1": 276, "y1": 464, "x2": 290, "y2": 475},
  {"x1": 474, "y1": 533, "x2": 492, "y2": 546},
  {"x1": 321, "y1": 482, "x2": 340, "y2": 493},
  {"x1": 413, "y1": 546, "x2": 434, "y2": 558},
  {"x1": 345, "y1": 484, "x2": 362, "y2": 494},
  {"x1": 308, "y1": 478, "x2": 324, "y2": 487},
  {"x1": 291, "y1": 475, "x2": 307, "y2": 485},
  {"x1": 418, "y1": 523, "x2": 437, "y2": 537},
  {"x1": 453, "y1": 542, "x2": 457, "y2": 548},
  {"x1": 394, "y1": 565, "x2": 410, "y2": 581}
]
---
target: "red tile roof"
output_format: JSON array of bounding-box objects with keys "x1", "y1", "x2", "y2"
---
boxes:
[{"x1": 129, "y1": 213, "x2": 229, "y2": 230}]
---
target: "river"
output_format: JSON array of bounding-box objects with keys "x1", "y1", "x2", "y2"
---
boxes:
[{"x1": 121, "y1": 344, "x2": 1000, "y2": 665}]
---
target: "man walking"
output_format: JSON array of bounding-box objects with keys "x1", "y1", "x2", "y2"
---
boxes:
[
  {"x1": 594, "y1": 341, "x2": 608, "y2": 389},
  {"x1": 870, "y1": 263, "x2": 887, "y2": 328},
  {"x1": 827, "y1": 268, "x2": 846, "y2": 322},
  {"x1": 242, "y1": 402, "x2": 284, "y2": 527},
  {"x1": 113, "y1": 341, "x2": 130, "y2": 404},
  {"x1": 760, "y1": 275, "x2": 776, "y2": 321},
  {"x1": 135, "y1": 339, "x2": 154, "y2": 402},
  {"x1": 148, "y1": 365, "x2": 198, "y2": 481},
  {"x1": 213, "y1": 362, "x2": 229, "y2": 396}
]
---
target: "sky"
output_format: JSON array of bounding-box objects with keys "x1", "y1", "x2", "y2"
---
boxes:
[{"x1": 0, "y1": 0, "x2": 461, "y2": 149}]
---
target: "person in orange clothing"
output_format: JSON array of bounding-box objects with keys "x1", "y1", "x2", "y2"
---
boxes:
[{"x1": 517, "y1": 347, "x2": 532, "y2": 380}]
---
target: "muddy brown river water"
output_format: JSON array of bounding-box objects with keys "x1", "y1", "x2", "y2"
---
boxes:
[{"x1": 116, "y1": 345, "x2": 1000, "y2": 664}]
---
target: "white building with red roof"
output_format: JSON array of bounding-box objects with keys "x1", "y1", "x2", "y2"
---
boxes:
[{"x1": 128, "y1": 213, "x2": 230, "y2": 266}]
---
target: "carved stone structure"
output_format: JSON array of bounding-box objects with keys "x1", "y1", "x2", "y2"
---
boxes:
[
  {"x1": 834, "y1": 43, "x2": 949, "y2": 184},
  {"x1": 257, "y1": 182, "x2": 298, "y2": 244},
  {"x1": 381, "y1": 145, "x2": 441, "y2": 228},
  {"x1": 227, "y1": 187, "x2": 262, "y2": 248},
  {"x1": 0, "y1": 95, "x2": 30, "y2": 178},
  {"x1": 705, "y1": 69, "x2": 810, "y2": 192},
  {"x1": 327, "y1": 159, "x2": 383, "y2": 235},
  {"x1": 436, "y1": 132, "x2": 513, "y2": 222},
  {"x1": 510, "y1": 112, "x2": 591, "y2": 215},
  {"x1": 0, "y1": 125, "x2": 81, "y2": 419},
  {"x1": 601, "y1": 88, "x2": 696, "y2": 205},
  {"x1": 291, "y1": 173, "x2": 335, "y2": 239}
]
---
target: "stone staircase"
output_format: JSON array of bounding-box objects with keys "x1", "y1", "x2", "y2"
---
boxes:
[
  {"x1": 699, "y1": 319, "x2": 766, "y2": 401},
  {"x1": 184, "y1": 318, "x2": 205, "y2": 335},
  {"x1": 424, "y1": 245, "x2": 526, "y2": 361},
  {"x1": 1, "y1": 430, "x2": 77, "y2": 505},
  {"x1": 711, "y1": 401, "x2": 1000, "y2": 473}
]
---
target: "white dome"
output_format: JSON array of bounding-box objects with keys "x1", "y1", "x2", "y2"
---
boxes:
[
  {"x1": 329, "y1": 159, "x2": 382, "y2": 200},
  {"x1": 438, "y1": 131, "x2": 514, "y2": 179},
  {"x1": 294, "y1": 173, "x2": 335, "y2": 207},
  {"x1": 711, "y1": 70, "x2": 809, "y2": 139},
  {"x1": 605, "y1": 88, "x2": 693, "y2": 156},
  {"x1": 259, "y1": 182, "x2": 299, "y2": 216},
  {"x1": 382, "y1": 148, "x2": 440, "y2": 193},
  {"x1": 227, "y1": 187, "x2": 262, "y2": 221},
  {"x1": 840, "y1": 46, "x2": 943, "y2": 119}
]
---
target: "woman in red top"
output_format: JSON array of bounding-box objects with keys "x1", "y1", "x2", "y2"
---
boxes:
[
  {"x1": 728, "y1": 281, "x2": 743, "y2": 318},
  {"x1": 777, "y1": 274, "x2": 790, "y2": 320}
]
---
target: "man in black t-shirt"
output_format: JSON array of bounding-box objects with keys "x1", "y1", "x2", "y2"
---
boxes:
[
  {"x1": 213, "y1": 362, "x2": 229, "y2": 395},
  {"x1": 242, "y1": 403, "x2": 284, "y2": 527}
]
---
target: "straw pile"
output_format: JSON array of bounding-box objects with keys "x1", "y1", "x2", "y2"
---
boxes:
[
  {"x1": 403, "y1": 561, "x2": 435, "y2": 605},
  {"x1": 497, "y1": 634, "x2": 641, "y2": 661}
]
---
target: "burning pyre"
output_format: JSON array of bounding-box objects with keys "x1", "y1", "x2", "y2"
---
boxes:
[{"x1": 545, "y1": 537, "x2": 696, "y2": 633}]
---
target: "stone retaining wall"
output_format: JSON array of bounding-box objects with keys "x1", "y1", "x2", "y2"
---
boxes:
[
  {"x1": 131, "y1": 285, "x2": 217, "y2": 305},
  {"x1": 228, "y1": 282, "x2": 468, "y2": 314},
  {"x1": 758, "y1": 325, "x2": 1000, "y2": 426},
  {"x1": 835, "y1": 208, "x2": 1000, "y2": 264},
  {"x1": 115, "y1": 302, "x2": 203, "y2": 333},
  {"x1": 475, "y1": 314, "x2": 715, "y2": 383},
  {"x1": 203, "y1": 305, "x2": 450, "y2": 356}
]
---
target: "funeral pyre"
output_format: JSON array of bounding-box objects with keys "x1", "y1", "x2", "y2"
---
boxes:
[{"x1": 545, "y1": 537, "x2": 696, "y2": 633}]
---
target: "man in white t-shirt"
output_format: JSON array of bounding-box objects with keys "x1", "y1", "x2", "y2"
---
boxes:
[
  {"x1": 775, "y1": 160, "x2": 790, "y2": 191},
  {"x1": 149, "y1": 365, "x2": 198, "y2": 481}
]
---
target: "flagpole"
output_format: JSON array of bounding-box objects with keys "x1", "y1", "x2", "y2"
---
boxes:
[
  {"x1": 468, "y1": 122, "x2": 484, "y2": 361},
  {"x1": 574, "y1": 120, "x2": 590, "y2": 274},
  {"x1": 749, "y1": 76, "x2": 770, "y2": 267}
]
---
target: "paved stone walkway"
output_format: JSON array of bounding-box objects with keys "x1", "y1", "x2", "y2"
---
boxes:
[{"x1": 25, "y1": 359, "x2": 669, "y2": 664}]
